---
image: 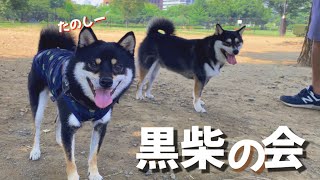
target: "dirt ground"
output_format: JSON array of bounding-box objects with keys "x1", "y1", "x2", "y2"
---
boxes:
[{"x1": 0, "y1": 26, "x2": 319, "y2": 180}]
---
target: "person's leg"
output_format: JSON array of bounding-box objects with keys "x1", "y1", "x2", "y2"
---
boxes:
[
  {"x1": 312, "y1": 41, "x2": 320, "y2": 95},
  {"x1": 280, "y1": 0, "x2": 320, "y2": 110},
  {"x1": 310, "y1": 0, "x2": 320, "y2": 94},
  {"x1": 280, "y1": 42, "x2": 320, "y2": 109}
]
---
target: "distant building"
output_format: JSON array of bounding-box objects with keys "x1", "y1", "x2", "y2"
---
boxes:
[
  {"x1": 163, "y1": 0, "x2": 183, "y2": 10},
  {"x1": 149, "y1": 0, "x2": 163, "y2": 9},
  {"x1": 162, "y1": 0, "x2": 194, "y2": 10},
  {"x1": 185, "y1": 0, "x2": 194, "y2": 4},
  {"x1": 72, "y1": 0, "x2": 103, "y2": 6}
]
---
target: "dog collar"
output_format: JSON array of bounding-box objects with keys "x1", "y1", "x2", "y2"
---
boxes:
[{"x1": 63, "y1": 94, "x2": 111, "y2": 122}]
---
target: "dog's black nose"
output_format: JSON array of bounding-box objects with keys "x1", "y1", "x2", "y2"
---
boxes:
[
  {"x1": 233, "y1": 49, "x2": 239, "y2": 55},
  {"x1": 99, "y1": 77, "x2": 113, "y2": 88}
]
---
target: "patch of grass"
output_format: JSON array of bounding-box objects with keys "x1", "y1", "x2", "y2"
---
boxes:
[
  {"x1": 0, "y1": 21, "x2": 47, "y2": 28},
  {"x1": 244, "y1": 29, "x2": 295, "y2": 37}
]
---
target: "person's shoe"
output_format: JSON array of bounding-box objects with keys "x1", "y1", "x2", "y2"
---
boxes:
[{"x1": 280, "y1": 86, "x2": 320, "y2": 110}]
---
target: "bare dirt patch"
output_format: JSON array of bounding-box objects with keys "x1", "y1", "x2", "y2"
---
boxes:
[{"x1": 0, "y1": 27, "x2": 319, "y2": 180}]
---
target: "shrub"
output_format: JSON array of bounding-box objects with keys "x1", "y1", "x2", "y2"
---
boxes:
[{"x1": 293, "y1": 24, "x2": 307, "y2": 37}]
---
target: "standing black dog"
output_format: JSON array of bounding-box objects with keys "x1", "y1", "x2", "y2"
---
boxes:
[
  {"x1": 28, "y1": 26, "x2": 135, "y2": 179},
  {"x1": 136, "y1": 18, "x2": 245, "y2": 113}
]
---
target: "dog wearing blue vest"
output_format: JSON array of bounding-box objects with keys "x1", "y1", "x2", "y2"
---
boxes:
[{"x1": 28, "y1": 26, "x2": 135, "y2": 180}]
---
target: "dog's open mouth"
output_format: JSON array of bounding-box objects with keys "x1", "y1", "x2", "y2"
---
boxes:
[
  {"x1": 86, "y1": 77, "x2": 121, "y2": 109},
  {"x1": 221, "y1": 49, "x2": 237, "y2": 65}
]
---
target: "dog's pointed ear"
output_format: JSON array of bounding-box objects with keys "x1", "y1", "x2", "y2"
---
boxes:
[
  {"x1": 78, "y1": 27, "x2": 98, "y2": 48},
  {"x1": 237, "y1": 26, "x2": 246, "y2": 35},
  {"x1": 118, "y1": 31, "x2": 136, "y2": 55},
  {"x1": 215, "y1": 24, "x2": 224, "y2": 35}
]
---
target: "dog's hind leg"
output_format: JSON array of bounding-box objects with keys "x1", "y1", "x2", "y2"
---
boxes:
[
  {"x1": 136, "y1": 65, "x2": 149, "y2": 100},
  {"x1": 145, "y1": 61, "x2": 160, "y2": 99},
  {"x1": 193, "y1": 76, "x2": 206, "y2": 113},
  {"x1": 88, "y1": 111, "x2": 110, "y2": 180},
  {"x1": 136, "y1": 61, "x2": 158, "y2": 100},
  {"x1": 29, "y1": 88, "x2": 49, "y2": 160}
]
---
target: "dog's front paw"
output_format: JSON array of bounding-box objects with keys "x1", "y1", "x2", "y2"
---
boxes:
[
  {"x1": 136, "y1": 92, "x2": 144, "y2": 100},
  {"x1": 194, "y1": 106, "x2": 207, "y2": 113},
  {"x1": 88, "y1": 173, "x2": 103, "y2": 180},
  {"x1": 29, "y1": 147, "x2": 41, "y2": 160},
  {"x1": 145, "y1": 93, "x2": 155, "y2": 99},
  {"x1": 194, "y1": 101, "x2": 207, "y2": 113},
  {"x1": 199, "y1": 100, "x2": 205, "y2": 105},
  {"x1": 68, "y1": 173, "x2": 80, "y2": 180}
]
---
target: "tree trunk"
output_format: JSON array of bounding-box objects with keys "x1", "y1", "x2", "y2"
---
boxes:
[
  {"x1": 279, "y1": 15, "x2": 286, "y2": 36},
  {"x1": 297, "y1": 6, "x2": 313, "y2": 67},
  {"x1": 279, "y1": 0, "x2": 288, "y2": 36}
]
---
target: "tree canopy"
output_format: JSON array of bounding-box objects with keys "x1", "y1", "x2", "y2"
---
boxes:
[{"x1": 0, "y1": 0, "x2": 312, "y2": 30}]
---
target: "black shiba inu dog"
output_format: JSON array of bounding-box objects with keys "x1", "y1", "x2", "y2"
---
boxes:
[
  {"x1": 28, "y1": 26, "x2": 135, "y2": 179},
  {"x1": 136, "y1": 18, "x2": 245, "y2": 113}
]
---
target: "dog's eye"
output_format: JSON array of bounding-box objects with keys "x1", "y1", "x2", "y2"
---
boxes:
[
  {"x1": 88, "y1": 61, "x2": 99, "y2": 71},
  {"x1": 113, "y1": 64, "x2": 124, "y2": 74},
  {"x1": 223, "y1": 42, "x2": 232, "y2": 47}
]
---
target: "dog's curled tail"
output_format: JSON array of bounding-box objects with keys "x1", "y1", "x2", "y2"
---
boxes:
[
  {"x1": 147, "y1": 18, "x2": 175, "y2": 35},
  {"x1": 38, "y1": 25, "x2": 76, "y2": 52}
]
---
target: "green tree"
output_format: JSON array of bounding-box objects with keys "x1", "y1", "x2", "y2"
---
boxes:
[
  {"x1": 163, "y1": 5, "x2": 191, "y2": 26},
  {"x1": 138, "y1": 2, "x2": 160, "y2": 23},
  {"x1": 50, "y1": 0, "x2": 64, "y2": 21},
  {"x1": 27, "y1": 0, "x2": 50, "y2": 22},
  {"x1": 189, "y1": 0, "x2": 208, "y2": 25},
  {"x1": 50, "y1": 0, "x2": 64, "y2": 9},
  {"x1": 110, "y1": 0, "x2": 147, "y2": 27},
  {"x1": 206, "y1": 0, "x2": 271, "y2": 26},
  {"x1": 264, "y1": 0, "x2": 311, "y2": 35},
  {"x1": 107, "y1": 5, "x2": 124, "y2": 24},
  {"x1": 56, "y1": 8, "x2": 69, "y2": 20},
  {"x1": 64, "y1": 0, "x2": 75, "y2": 19},
  {"x1": 0, "y1": 0, "x2": 10, "y2": 19},
  {"x1": 0, "y1": 0, "x2": 29, "y2": 21},
  {"x1": 231, "y1": 0, "x2": 271, "y2": 25},
  {"x1": 207, "y1": 0, "x2": 232, "y2": 18}
]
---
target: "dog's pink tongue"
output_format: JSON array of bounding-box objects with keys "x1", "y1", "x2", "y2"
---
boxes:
[
  {"x1": 226, "y1": 54, "x2": 237, "y2": 65},
  {"x1": 94, "y1": 89, "x2": 113, "y2": 108}
]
